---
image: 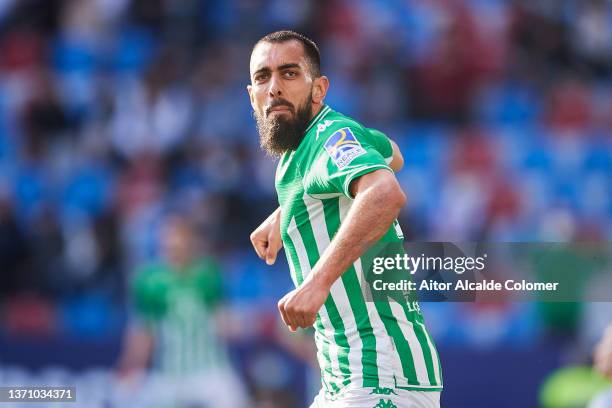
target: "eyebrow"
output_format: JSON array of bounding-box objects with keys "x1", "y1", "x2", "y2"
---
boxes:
[{"x1": 252, "y1": 63, "x2": 302, "y2": 77}]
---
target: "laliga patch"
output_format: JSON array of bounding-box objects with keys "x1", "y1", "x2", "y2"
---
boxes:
[{"x1": 324, "y1": 127, "x2": 366, "y2": 169}]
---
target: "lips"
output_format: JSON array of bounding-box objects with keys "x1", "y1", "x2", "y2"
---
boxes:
[{"x1": 266, "y1": 105, "x2": 293, "y2": 115}]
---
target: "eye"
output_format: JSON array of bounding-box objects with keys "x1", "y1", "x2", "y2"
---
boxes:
[
  {"x1": 284, "y1": 70, "x2": 298, "y2": 78},
  {"x1": 254, "y1": 73, "x2": 269, "y2": 83}
]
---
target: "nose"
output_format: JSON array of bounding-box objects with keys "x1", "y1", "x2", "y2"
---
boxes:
[{"x1": 267, "y1": 73, "x2": 282, "y2": 98}]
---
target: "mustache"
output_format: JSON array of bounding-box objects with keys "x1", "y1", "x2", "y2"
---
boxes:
[{"x1": 265, "y1": 98, "x2": 295, "y2": 116}]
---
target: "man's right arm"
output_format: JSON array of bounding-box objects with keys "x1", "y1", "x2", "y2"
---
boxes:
[
  {"x1": 389, "y1": 139, "x2": 404, "y2": 172},
  {"x1": 250, "y1": 206, "x2": 283, "y2": 265}
]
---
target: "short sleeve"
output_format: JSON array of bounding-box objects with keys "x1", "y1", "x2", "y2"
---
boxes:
[
  {"x1": 132, "y1": 265, "x2": 169, "y2": 322},
  {"x1": 366, "y1": 128, "x2": 393, "y2": 162},
  {"x1": 308, "y1": 125, "x2": 393, "y2": 198},
  {"x1": 192, "y1": 258, "x2": 224, "y2": 309}
]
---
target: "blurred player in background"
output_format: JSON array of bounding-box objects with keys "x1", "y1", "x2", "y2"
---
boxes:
[
  {"x1": 248, "y1": 31, "x2": 441, "y2": 408},
  {"x1": 594, "y1": 324, "x2": 612, "y2": 379},
  {"x1": 589, "y1": 324, "x2": 612, "y2": 408},
  {"x1": 116, "y1": 214, "x2": 248, "y2": 407}
]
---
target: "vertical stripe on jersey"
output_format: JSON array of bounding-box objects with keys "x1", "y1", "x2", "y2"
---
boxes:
[
  {"x1": 316, "y1": 310, "x2": 344, "y2": 393},
  {"x1": 353, "y1": 256, "x2": 409, "y2": 387},
  {"x1": 368, "y1": 297, "x2": 419, "y2": 385},
  {"x1": 304, "y1": 194, "x2": 372, "y2": 387},
  {"x1": 285, "y1": 216, "x2": 351, "y2": 391},
  {"x1": 403, "y1": 305, "x2": 437, "y2": 386},
  {"x1": 336, "y1": 196, "x2": 395, "y2": 388},
  {"x1": 414, "y1": 318, "x2": 442, "y2": 386},
  {"x1": 286, "y1": 237, "x2": 341, "y2": 393},
  {"x1": 313, "y1": 320, "x2": 334, "y2": 394},
  {"x1": 396, "y1": 288, "x2": 442, "y2": 386},
  {"x1": 389, "y1": 302, "x2": 430, "y2": 385},
  {"x1": 286, "y1": 246, "x2": 341, "y2": 393},
  {"x1": 337, "y1": 195, "x2": 442, "y2": 388}
]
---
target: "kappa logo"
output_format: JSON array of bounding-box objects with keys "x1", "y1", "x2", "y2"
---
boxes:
[
  {"x1": 323, "y1": 127, "x2": 366, "y2": 169},
  {"x1": 372, "y1": 399, "x2": 398, "y2": 408},
  {"x1": 315, "y1": 119, "x2": 339, "y2": 139},
  {"x1": 369, "y1": 387, "x2": 398, "y2": 396}
]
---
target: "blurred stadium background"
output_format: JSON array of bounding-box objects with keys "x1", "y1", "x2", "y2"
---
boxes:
[{"x1": 0, "y1": 0, "x2": 610, "y2": 407}]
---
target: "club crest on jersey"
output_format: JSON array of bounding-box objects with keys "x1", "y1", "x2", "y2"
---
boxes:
[{"x1": 324, "y1": 127, "x2": 366, "y2": 169}]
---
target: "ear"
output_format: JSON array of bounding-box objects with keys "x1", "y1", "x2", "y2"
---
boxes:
[
  {"x1": 246, "y1": 84, "x2": 255, "y2": 109},
  {"x1": 312, "y1": 75, "x2": 329, "y2": 104}
]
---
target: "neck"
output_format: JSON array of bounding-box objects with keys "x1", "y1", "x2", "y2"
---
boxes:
[
  {"x1": 169, "y1": 256, "x2": 192, "y2": 270},
  {"x1": 309, "y1": 103, "x2": 324, "y2": 121}
]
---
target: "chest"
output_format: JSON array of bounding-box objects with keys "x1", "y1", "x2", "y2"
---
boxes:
[
  {"x1": 275, "y1": 147, "x2": 338, "y2": 242},
  {"x1": 275, "y1": 153, "x2": 307, "y2": 241}
]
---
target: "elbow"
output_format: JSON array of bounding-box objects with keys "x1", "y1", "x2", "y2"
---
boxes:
[
  {"x1": 396, "y1": 155, "x2": 404, "y2": 172},
  {"x1": 392, "y1": 186, "x2": 407, "y2": 210},
  {"x1": 390, "y1": 156, "x2": 404, "y2": 173},
  {"x1": 378, "y1": 180, "x2": 406, "y2": 213},
  {"x1": 389, "y1": 140, "x2": 404, "y2": 172},
  {"x1": 354, "y1": 170, "x2": 407, "y2": 213}
]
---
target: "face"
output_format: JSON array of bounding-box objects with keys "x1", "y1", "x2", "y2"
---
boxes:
[
  {"x1": 248, "y1": 40, "x2": 329, "y2": 157},
  {"x1": 161, "y1": 217, "x2": 195, "y2": 268}
]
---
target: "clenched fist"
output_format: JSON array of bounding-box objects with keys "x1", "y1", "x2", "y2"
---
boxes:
[
  {"x1": 250, "y1": 207, "x2": 283, "y2": 265},
  {"x1": 278, "y1": 278, "x2": 330, "y2": 332}
]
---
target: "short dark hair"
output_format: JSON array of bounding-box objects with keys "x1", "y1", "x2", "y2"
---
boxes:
[{"x1": 254, "y1": 30, "x2": 321, "y2": 77}]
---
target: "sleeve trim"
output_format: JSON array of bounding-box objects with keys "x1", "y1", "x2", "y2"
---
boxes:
[{"x1": 342, "y1": 164, "x2": 393, "y2": 198}]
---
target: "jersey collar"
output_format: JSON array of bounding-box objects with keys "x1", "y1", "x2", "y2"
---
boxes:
[
  {"x1": 281, "y1": 105, "x2": 332, "y2": 162},
  {"x1": 304, "y1": 104, "x2": 331, "y2": 134}
]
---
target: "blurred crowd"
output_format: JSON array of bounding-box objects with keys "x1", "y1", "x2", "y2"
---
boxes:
[{"x1": 0, "y1": 0, "x2": 611, "y2": 407}]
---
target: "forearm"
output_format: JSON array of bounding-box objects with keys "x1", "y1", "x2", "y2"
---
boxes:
[
  {"x1": 307, "y1": 176, "x2": 404, "y2": 289},
  {"x1": 117, "y1": 326, "x2": 153, "y2": 372},
  {"x1": 251, "y1": 206, "x2": 283, "y2": 264},
  {"x1": 266, "y1": 206, "x2": 281, "y2": 223}
]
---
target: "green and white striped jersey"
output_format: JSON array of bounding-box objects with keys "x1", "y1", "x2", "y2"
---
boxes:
[
  {"x1": 132, "y1": 258, "x2": 230, "y2": 377},
  {"x1": 275, "y1": 105, "x2": 442, "y2": 396}
]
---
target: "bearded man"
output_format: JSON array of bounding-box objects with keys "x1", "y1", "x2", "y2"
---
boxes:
[{"x1": 248, "y1": 30, "x2": 442, "y2": 408}]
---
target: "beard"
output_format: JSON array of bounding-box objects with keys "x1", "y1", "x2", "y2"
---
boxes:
[{"x1": 254, "y1": 91, "x2": 313, "y2": 157}]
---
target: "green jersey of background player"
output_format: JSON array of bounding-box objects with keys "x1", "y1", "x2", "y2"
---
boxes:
[
  {"x1": 248, "y1": 30, "x2": 442, "y2": 408},
  {"x1": 117, "y1": 215, "x2": 249, "y2": 407}
]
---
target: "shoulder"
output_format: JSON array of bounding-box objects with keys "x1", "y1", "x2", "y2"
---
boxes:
[
  {"x1": 300, "y1": 109, "x2": 370, "y2": 172},
  {"x1": 135, "y1": 262, "x2": 169, "y2": 277},
  {"x1": 192, "y1": 257, "x2": 221, "y2": 276},
  {"x1": 133, "y1": 263, "x2": 172, "y2": 291},
  {"x1": 314, "y1": 109, "x2": 367, "y2": 143},
  {"x1": 132, "y1": 264, "x2": 172, "y2": 315},
  {"x1": 308, "y1": 110, "x2": 371, "y2": 162}
]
